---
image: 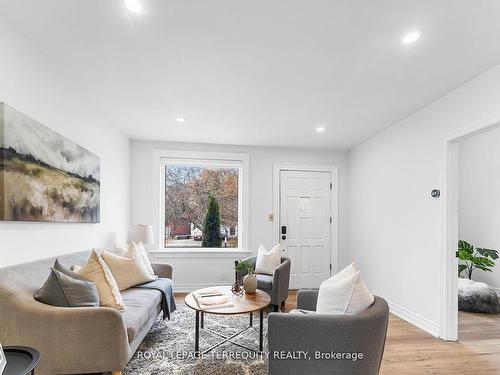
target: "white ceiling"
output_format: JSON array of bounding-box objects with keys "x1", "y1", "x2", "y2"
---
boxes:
[{"x1": 2, "y1": 0, "x2": 500, "y2": 149}]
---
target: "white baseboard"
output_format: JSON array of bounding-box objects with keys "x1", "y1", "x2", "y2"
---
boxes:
[
  {"x1": 388, "y1": 301, "x2": 440, "y2": 338},
  {"x1": 174, "y1": 283, "x2": 231, "y2": 293}
]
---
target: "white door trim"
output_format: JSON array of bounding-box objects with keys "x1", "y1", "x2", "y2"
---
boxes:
[
  {"x1": 441, "y1": 116, "x2": 500, "y2": 341},
  {"x1": 272, "y1": 163, "x2": 339, "y2": 276}
]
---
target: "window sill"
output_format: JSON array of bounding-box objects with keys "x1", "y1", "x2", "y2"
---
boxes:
[{"x1": 148, "y1": 249, "x2": 252, "y2": 258}]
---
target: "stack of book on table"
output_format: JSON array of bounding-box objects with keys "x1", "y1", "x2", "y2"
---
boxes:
[{"x1": 193, "y1": 289, "x2": 234, "y2": 310}]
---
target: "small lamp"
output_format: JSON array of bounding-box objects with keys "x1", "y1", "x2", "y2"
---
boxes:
[{"x1": 130, "y1": 224, "x2": 154, "y2": 245}]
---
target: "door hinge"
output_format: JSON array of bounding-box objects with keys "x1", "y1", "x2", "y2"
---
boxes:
[
  {"x1": 330, "y1": 182, "x2": 332, "y2": 190},
  {"x1": 329, "y1": 217, "x2": 332, "y2": 223},
  {"x1": 329, "y1": 263, "x2": 332, "y2": 271}
]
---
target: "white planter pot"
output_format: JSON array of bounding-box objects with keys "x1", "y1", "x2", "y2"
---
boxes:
[{"x1": 243, "y1": 272, "x2": 257, "y2": 294}]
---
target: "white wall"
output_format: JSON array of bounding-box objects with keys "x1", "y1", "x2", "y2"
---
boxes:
[
  {"x1": 348, "y1": 63, "x2": 500, "y2": 336},
  {"x1": 0, "y1": 16, "x2": 130, "y2": 267},
  {"x1": 131, "y1": 140, "x2": 349, "y2": 291},
  {"x1": 459, "y1": 126, "x2": 500, "y2": 292}
]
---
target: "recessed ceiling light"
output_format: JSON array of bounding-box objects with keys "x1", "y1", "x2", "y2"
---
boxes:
[
  {"x1": 316, "y1": 126, "x2": 325, "y2": 133},
  {"x1": 401, "y1": 30, "x2": 422, "y2": 45},
  {"x1": 175, "y1": 116, "x2": 185, "y2": 123},
  {"x1": 125, "y1": 0, "x2": 142, "y2": 13}
]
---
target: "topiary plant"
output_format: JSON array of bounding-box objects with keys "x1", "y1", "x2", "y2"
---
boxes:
[
  {"x1": 456, "y1": 240, "x2": 499, "y2": 280},
  {"x1": 202, "y1": 194, "x2": 222, "y2": 248}
]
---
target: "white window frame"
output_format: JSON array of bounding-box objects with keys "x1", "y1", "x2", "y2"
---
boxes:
[{"x1": 152, "y1": 150, "x2": 249, "y2": 253}]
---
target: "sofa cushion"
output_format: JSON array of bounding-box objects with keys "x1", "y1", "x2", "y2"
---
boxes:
[
  {"x1": 121, "y1": 288, "x2": 162, "y2": 342},
  {"x1": 257, "y1": 274, "x2": 274, "y2": 290}
]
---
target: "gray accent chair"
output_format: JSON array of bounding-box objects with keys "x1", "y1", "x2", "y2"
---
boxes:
[
  {"x1": 235, "y1": 256, "x2": 291, "y2": 311},
  {"x1": 268, "y1": 290, "x2": 389, "y2": 375}
]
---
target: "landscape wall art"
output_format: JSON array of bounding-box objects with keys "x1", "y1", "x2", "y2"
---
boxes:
[{"x1": 0, "y1": 103, "x2": 100, "y2": 223}]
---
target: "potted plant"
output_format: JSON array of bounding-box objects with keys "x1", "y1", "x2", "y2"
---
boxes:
[
  {"x1": 235, "y1": 260, "x2": 257, "y2": 293},
  {"x1": 456, "y1": 240, "x2": 499, "y2": 279}
]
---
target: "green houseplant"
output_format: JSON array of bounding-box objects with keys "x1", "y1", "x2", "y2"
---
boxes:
[
  {"x1": 456, "y1": 240, "x2": 499, "y2": 279},
  {"x1": 235, "y1": 259, "x2": 254, "y2": 274}
]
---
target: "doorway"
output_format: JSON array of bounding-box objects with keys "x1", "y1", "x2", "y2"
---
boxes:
[
  {"x1": 273, "y1": 163, "x2": 339, "y2": 289},
  {"x1": 442, "y1": 121, "x2": 500, "y2": 341}
]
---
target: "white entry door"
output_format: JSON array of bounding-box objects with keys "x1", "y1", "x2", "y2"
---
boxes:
[{"x1": 280, "y1": 170, "x2": 332, "y2": 289}]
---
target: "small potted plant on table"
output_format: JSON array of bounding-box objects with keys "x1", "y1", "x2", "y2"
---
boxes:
[{"x1": 235, "y1": 260, "x2": 257, "y2": 294}]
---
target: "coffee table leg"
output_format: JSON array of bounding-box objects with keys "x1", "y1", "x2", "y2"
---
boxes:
[
  {"x1": 249, "y1": 312, "x2": 253, "y2": 327},
  {"x1": 195, "y1": 311, "x2": 200, "y2": 354},
  {"x1": 201, "y1": 311, "x2": 204, "y2": 329},
  {"x1": 259, "y1": 309, "x2": 264, "y2": 352}
]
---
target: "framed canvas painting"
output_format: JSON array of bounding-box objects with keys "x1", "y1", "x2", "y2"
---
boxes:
[{"x1": 0, "y1": 103, "x2": 100, "y2": 223}]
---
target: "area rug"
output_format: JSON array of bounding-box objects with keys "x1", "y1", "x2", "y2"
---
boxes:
[{"x1": 120, "y1": 305, "x2": 268, "y2": 375}]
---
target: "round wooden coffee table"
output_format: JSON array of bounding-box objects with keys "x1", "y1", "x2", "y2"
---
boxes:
[{"x1": 185, "y1": 286, "x2": 271, "y2": 354}]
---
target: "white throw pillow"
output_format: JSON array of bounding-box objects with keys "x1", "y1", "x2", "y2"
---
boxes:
[
  {"x1": 316, "y1": 270, "x2": 374, "y2": 314},
  {"x1": 114, "y1": 242, "x2": 156, "y2": 277},
  {"x1": 255, "y1": 244, "x2": 282, "y2": 275},
  {"x1": 327, "y1": 262, "x2": 358, "y2": 283},
  {"x1": 101, "y1": 250, "x2": 157, "y2": 291}
]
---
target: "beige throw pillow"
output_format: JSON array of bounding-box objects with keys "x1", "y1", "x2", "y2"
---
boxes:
[
  {"x1": 101, "y1": 250, "x2": 157, "y2": 291},
  {"x1": 75, "y1": 250, "x2": 125, "y2": 311},
  {"x1": 114, "y1": 242, "x2": 156, "y2": 277}
]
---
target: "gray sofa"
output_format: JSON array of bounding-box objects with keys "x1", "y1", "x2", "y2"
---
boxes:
[
  {"x1": 236, "y1": 256, "x2": 291, "y2": 311},
  {"x1": 268, "y1": 290, "x2": 389, "y2": 375},
  {"x1": 0, "y1": 250, "x2": 173, "y2": 375}
]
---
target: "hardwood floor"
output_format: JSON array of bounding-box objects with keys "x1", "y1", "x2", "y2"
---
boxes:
[
  {"x1": 381, "y1": 312, "x2": 500, "y2": 375},
  {"x1": 175, "y1": 292, "x2": 500, "y2": 374}
]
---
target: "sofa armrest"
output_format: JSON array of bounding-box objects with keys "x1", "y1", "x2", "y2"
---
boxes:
[
  {"x1": 151, "y1": 262, "x2": 173, "y2": 279},
  {"x1": 296, "y1": 289, "x2": 319, "y2": 310},
  {"x1": 0, "y1": 296, "x2": 130, "y2": 374}
]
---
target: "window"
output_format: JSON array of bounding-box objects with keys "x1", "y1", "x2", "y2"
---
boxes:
[{"x1": 154, "y1": 151, "x2": 248, "y2": 251}]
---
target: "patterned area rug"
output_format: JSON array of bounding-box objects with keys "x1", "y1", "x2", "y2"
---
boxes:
[{"x1": 121, "y1": 305, "x2": 268, "y2": 375}]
